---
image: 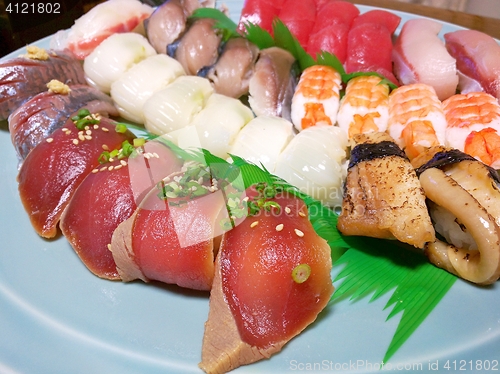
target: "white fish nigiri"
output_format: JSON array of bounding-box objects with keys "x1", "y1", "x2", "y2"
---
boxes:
[
  {"x1": 50, "y1": 0, "x2": 153, "y2": 59},
  {"x1": 274, "y1": 125, "x2": 348, "y2": 209},
  {"x1": 84, "y1": 32, "x2": 156, "y2": 94},
  {"x1": 291, "y1": 65, "x2": 341, "y2": 131},
  {"x1": 143, "y1": 76, "x2": 213, "y2": 136},
  {"x1": 110, "y1": 54, "x2": 186, "y2": 124},
  {"x1": 167, "y1": 94, "x2": 254, "y2": 158},
  {"x1": 392, "y1": 18, "x2": 458, "y2": 101},
  {"x1": 337, "y1": 75, "x2": 390, "y2": 138},
  {"x1": 228, "y1": 116, "x2": 295, "y2": 172}
]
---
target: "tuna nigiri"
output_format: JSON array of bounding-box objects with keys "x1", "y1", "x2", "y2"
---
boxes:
[
  {"x1": 17, "y1": 114, "x2": 135, "y2": 238},
  {"x1": 345, "y1": 10, "x2": 401, "y2": 85},
  {"x1": 60, "y1": 140, "x2": 183, "y2": 280},
  {"x1": 200, "y1": 186, "x2": 333, "y2": 373}
]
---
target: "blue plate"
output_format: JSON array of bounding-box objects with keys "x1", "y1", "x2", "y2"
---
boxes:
[{"x1": 1, "y1": 2, "x2": 499, "y2": 373}]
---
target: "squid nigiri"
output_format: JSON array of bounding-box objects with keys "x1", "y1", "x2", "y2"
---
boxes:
[
  {"x1": 50, "y1": 0, "x2": 153, "y2": 59},
  {"x1": 413, "y1": 147, "x2": 500, "y2": 285},
  {"x1": 84, "y1": 32, "x2": 157, "y2": 94},
  {"x1": 110, "y1": 54, "x2": 185, "y2": 124},
  {"x1": 143, "y1": 75, "x2": 213, "y2": 135},
  {"x1": 166, "y1": 93, "x2": 254, "y2": 159},
  {"x1": 228, "y1": 115, "x2": 295, "y2": 173},
  {"x1": 337, "y1": 75, "x2": 390, "y2": 138},
  {"x1": 274, "y1": 125, "x2": 348, "y2": 209}
]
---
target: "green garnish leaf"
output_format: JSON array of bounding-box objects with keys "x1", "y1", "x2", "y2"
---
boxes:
[
  {"x1": 190, "y1": 8, "x2": 240, "y2": 42},
  {"x1": 71, "y1": 108, "x2": 100, "y2": 130},
  {"x1": 243, "y1": 21, "x2": 275, "y2": 49},
  {"x1": 272, "y1": 19, "x2": 315, "y2": 71}
]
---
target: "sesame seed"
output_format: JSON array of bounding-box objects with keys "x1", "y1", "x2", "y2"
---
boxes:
[
  {"x1": 250, "y1": 221, "x2": 259, "y2": 228},
  {"x1": 114, "y1": 164, "x2": 123, "y2": 170},
  {"x1": 107, "y1": 244, "x2": 111, "y2": 251},
  {"x1": 93, "y1": 124, "x2": 99, "y2": 129},
  {"x1": 78, "y1": 134, "x2": 85, "y2": 141},
  {"x1": 285, "y1": 207, "x2": 291, "y2": 214},
  {"x1": 108, "y1": 166, "x2": 114, "y2": 171},
  {"x1": 102, "y1": 144, "x2": 109, "y2": 150},
  {"x1": 84, "y1": 135, "x2": 92, "y2": 140},
  {"x1": 100, "y1": 166, "x2": 107, "y2": 172},
  {"x1": 101, "y1": 127, "x2": 109, "y2": 132},
  {"x1": 46, "y1": 138, "x2": 54, "y2": 143},
  {"x1": 144, "y1": 153, "x2": 151, "y2": 159},
  {"x1": 276, "y1": 224, "x2": 284, "y2": 232},
  {"x1": 299, "y1": 211, "x2": 306, "y2": 217},
  {"x1": 91, "y1": 169, "x2": 99, "y2": 173},
  {"x1": 294, "y1": 229, "x2": 304, "y2": 237},
  {"x1": 120, "y1": 160, "x2": 127, "y2": 166},
  {"x1": 153, "y1": 152, "x2": 159, "y2": 158},
  {"x1": 72, "y1": 139, "x2": 79, "y2": 145},
  {"x1": 64, "y1": 130, "x2": 72, "y2": 135},
  {"x1": 61, "y1": 128, "x2": 68, "y2": 132},
  {"x1": 84, "y1": 126, "x2": 90, "y2": 131},
  {"x1": 86, "y1": 130, "x2": 92, "y2": 135}
]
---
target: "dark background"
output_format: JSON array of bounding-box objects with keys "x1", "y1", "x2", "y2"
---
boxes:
[{"x1": 1, "y1": 1, "x2": 104, "y2": 57}]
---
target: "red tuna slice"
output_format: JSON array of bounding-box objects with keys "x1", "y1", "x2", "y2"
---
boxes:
[
  {"x1": 350, "y1": 9, "x2": 401, "y2": 34},
  {"x1": 278, "y1": 0, "x2": 317, "y2": 48},
  {"x1": 444, "y1": 29, "x2": 500, "y2": 102},
  {"x1": 345, "y1": 10, "x2": 401, "y2": 85},
  {"x1": 237, "y1": 0, "x2": 285, "y2": 34},
  {"x1": 307, "y1": 1, "x2": 360, "y2": 62},
  {"x1": 60, "y1": 140, "x2": 183, "y2": 280},
  {"x1": 0, "y1": 49, "x2": 86, "y2": 121},
  {"x1": 17, "y1": 116, "x2": 135, "y2": 238},
  {"x1": 9, "y1": 85, "x2": 119, "y2": 161},
  {"x1": 311, "y1": 0, "x2": 359, "y2": 33},
  {"x1": 200, "y1": 191, "x2": 334, "y2": 373},
  {"x1": 110, "y1": 163, "x2": 247, "y2": 291}
]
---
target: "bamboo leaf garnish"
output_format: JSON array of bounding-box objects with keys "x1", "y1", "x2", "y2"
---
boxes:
[
  {"x1": 119, "y1": 120, "x2": 455, "y2": 364},
  {"x1": 190, "y1": 7, "x2": 240, "y2": 42},
  {"x1": 243, "y1": 22, "x2": 275, "y2": 49},
  {"x1": 332, "y1": 237, "x2": 457, "y2": 362}
]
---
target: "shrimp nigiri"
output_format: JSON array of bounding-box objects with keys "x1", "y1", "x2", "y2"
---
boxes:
[
  {"x1": 290, "y1": 65, "x2": 341, "y2": 132},
  {"x1": 443, "y1": 92, "x2": 500, "y2": 167},
  {"x1": 337, "y1": 75, "x2": 390, "y2": 139},
  {"x1": 388, "y1": 83, "x2": 446, "y2": 159}
]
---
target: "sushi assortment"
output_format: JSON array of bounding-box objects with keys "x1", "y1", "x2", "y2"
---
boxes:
[{"x1": 2, "y1": 0, "x2": 500, "y2": 372}]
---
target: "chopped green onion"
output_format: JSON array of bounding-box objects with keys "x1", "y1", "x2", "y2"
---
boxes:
[
  {"x1": 115, "y1": 123, "x2": 128, "y2": 133},
  {"x1": 292, "y1": 264, "x2": 311, "y2": 284}
]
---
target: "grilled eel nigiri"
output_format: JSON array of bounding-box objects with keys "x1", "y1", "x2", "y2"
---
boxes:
[{"x1": 337, "y1": 132, "x2": 435, "y2": 248}]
